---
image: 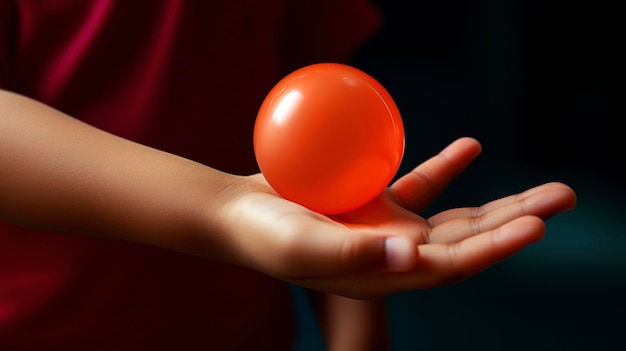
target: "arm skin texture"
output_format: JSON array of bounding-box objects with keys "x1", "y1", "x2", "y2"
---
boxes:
[
  {"x1": 0, "y1": 89, "x2": 577, "y2": 349},
  {"x1": 0, "y1": 89, "x2": 242, "y2": 262}
]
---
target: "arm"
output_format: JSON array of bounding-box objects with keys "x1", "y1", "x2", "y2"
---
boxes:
[
  {"x1": 0, "y1": 89, "x2": 240, "y2": 261},
  {"x1": 0, "y1": 88, "x2": 577, "y2": 299},
  {"x1": 312, "y1": 293, "x2": 390, "y2": 351}
]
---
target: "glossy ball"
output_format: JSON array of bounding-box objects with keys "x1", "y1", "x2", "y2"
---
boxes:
[{"x1": 254, "y1": 63, "x2": 405, "y2": 215}]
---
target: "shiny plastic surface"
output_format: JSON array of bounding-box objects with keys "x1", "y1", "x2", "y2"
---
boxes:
[{"x1": 254, "y1": 63, "x2": 405, "y2": 214}]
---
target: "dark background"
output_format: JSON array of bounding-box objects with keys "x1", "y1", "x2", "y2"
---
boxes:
[{"x1": 296, "y1": 1, "x2": 624, "y2": 350}]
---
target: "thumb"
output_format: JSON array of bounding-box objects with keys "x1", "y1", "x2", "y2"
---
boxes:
[
  {"x1": 265, "y1": 225, "x2": 419, "y2": 279},
  {"x1": 223, "y1": 191, "x2": 418, "y2": 280}
]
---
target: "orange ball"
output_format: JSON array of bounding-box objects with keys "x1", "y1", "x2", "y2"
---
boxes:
[{"x1": 254, "y1": 63, "x2": 405, "y2": 215}]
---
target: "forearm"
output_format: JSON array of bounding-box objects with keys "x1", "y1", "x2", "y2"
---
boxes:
[
  {"x1": 312, "y1": 291, "x2": 390, "y2": 351},
  {"x1": 0, "y1": 89, "x2": 239, "y2": 259}
]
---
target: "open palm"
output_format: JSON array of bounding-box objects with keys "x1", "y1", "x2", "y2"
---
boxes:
[{"x1": 222, "y1": 137, "x2": 576, "y2": 299}]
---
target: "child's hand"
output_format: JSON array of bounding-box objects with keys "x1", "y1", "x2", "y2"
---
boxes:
[
  {"x1": 0, "y1": 91, "x2": 575, "y2": 300},
  {"x1": 219, "y1": 137, "x2": 576, "y2": 299}
]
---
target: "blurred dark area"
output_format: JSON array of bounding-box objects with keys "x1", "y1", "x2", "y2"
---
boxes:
[{"x1": 295, "y1": 1, "x2": 625, "y2": 350}]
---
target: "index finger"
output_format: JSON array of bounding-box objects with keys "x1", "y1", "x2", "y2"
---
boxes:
[{"x1": 391, "y1": 137, "x2": 482, "y2": 214}]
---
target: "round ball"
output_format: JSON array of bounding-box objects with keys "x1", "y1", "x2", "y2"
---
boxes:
[{"x1": 254, "y1": 63, "x2": 405, "y2": 215}]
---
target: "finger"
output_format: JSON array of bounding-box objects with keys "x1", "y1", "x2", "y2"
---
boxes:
[
  {"x1": 428, "y1": 182, "x2": 576, "y2": 229},
  {"x1": 484, "y1": 182, "x2": 577, "y2": 220},
  {"x1": 404, "y1": 215, "x2": 546, "y2": 288},
  {"x1": 391, "y1": 137, "x2": 482, "y2": 214},
  {"x1": 300, "y1": 215, "x2": 545, "y2": 298},
  {"x1": 426, "y1": 182, "x2": 576, "y2": 244},
  {"x1": 274, "y1": 219, "x2": 419, "y2": 278}
]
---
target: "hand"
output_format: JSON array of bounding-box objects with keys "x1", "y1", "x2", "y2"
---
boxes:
[{"x1": 220, "y1": 137, "x2": 576, "y2": 299}]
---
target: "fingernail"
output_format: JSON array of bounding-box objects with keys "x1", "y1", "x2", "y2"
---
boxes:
[{"x1": 385, "y1": 237, "x2": 416, "y2": 272}]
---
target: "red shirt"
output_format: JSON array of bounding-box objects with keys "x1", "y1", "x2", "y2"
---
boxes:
[{"x1": 0, "y1": 1, "x2": 380, "y2": 349}]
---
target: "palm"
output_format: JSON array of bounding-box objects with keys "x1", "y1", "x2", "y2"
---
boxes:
[{"x1": 233, "y1": 137, "x2": 576, "y2": 298}]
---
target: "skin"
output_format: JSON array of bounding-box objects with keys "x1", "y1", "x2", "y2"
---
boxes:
[{"x1": 0, "y1": 89, "x2": 577, "y2": 350}]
